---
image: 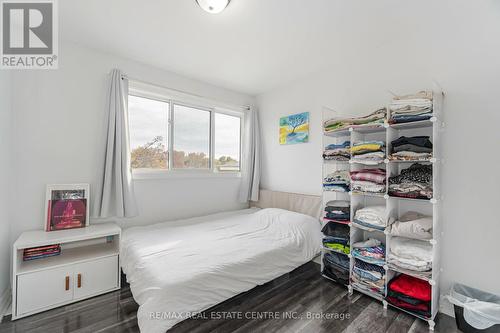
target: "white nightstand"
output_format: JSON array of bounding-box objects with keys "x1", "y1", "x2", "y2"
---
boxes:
[{"x1": 11, "y1": 223, "x2": 121, "y2": 320}]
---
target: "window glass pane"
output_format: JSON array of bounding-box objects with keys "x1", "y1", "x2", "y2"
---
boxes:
[
  {"x1": 215, "y1": 113, "x2": 241, "y2": 172},
  {"x1": 128, "y1": 95, "x2": 168, "y2": 170},
  {"x1": 173, "y1": 104, "x2": 210, "y2": 169}
]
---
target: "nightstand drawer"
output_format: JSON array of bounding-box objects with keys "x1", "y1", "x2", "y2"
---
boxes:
[
  {"x1": 73, "y1": 255, "x2": 119, "y2": 300},
  {"x1": 17, "y1": 266, "x2": 74, "y2": 315}
]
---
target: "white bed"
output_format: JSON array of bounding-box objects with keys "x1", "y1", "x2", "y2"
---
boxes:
[{"x1": 121, "y1": 207, "x2": 322, "y2": 333}]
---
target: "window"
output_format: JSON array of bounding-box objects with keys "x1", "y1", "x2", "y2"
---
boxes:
[
  {"x1": 128, "y1": 95, "x2": 169, "y2": 170},
  {"x1": 173, "y1": 104, "x2": 211, "y2": 169},
  {"x1": 215, "y1": 113, "x2": 241, "y2": 171},
  {"x1": 127, "y1": 87, "x2": 242, "y2": 176}
]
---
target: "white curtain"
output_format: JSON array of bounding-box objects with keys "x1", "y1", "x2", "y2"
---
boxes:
[
  {"x1": 93, "y1": 69, "x2": 138, "y2": 218},
  {"x1": 238, "y1": 106, "x2": 261, "y2": 202}
]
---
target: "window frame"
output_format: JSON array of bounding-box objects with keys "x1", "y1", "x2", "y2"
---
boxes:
[{"x1": 128, "y1": 84, "x2": 243, "y2": 179}]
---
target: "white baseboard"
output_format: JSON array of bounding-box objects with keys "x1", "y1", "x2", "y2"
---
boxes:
[
  {"x1": 312, "y1": 253, "x2": 321, "y2": 264},
  {"x1": 0, "y1": 287, "x2": 11, "y2": 322}
]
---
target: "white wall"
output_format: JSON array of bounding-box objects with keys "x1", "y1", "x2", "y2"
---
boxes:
[
  {"x1": 257, "y1": 1, "x2": 500, "y2": 314},
  {"x1": 9, "y1": 41, "x2": 254, "y2": 243},
  {"x1": 0, "y1": 72, "x2": 12, "y2": 300}
]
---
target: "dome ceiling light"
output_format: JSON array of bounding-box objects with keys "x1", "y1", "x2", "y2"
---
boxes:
[{"x1": 195, "y1": 0, "x2": 231, "y2": 14}]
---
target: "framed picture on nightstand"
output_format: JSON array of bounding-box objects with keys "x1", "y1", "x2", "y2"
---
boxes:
[{"x1": 45, "y1": 184, "x2": 90, "y2": 231}]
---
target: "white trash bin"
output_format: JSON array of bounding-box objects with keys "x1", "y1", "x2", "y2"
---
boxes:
[{"x1": 447, "y1": 283, "x2": 500, "y2": 333}]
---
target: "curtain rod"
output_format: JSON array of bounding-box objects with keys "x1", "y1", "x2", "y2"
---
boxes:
[{"x1": 121, "y1": 74, "x2": 251, "y2": 111}]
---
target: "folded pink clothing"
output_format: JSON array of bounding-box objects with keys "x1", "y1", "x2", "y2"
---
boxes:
[{"x1": 350, "y1": 168, "x2": 386, "y2": 185}]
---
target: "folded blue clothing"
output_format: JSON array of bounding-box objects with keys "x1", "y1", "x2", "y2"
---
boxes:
[
  {"x1": 325, "y1": 141, "x2": 350, "y2": 150},
  {"x1": 390, "y1": 113, "x2": 432, "y2": 123},
  {"x1": 355, "y1": 258, "x2": 386, "y2": 275},
  {"x1": 323, "y1": 184, "x2": 350, "y2": 192},
  {"x1": 323, "y1": 236, "x2": 349, "y2": 245},
  {"x1": 324, "y1": 252, "x2": 350, "y2": 270},
  {"x1": 352, "y1": 140, "x2": 385, "y2": 147},
  {"x1": 325, "y1": 212, "x2": 350, "y2": 220},
  {"x1": 353, "y1": 266, "x2": 382, "y2": 282}
]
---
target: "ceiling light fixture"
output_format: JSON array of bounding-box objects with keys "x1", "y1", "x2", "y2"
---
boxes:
[{"x1": 196, "y1": 0, "x2": 231, "y2": 14}]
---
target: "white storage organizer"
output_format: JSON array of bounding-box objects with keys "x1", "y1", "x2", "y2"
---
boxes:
[
  {"x1": 320, "y1": 88, "x2": 444, "y2": 330},
  {"x1": 12, "y1": 223, "x2": 121, "y2": 319}
]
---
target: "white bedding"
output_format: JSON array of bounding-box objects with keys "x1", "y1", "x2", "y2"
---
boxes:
[{"x1": 121, "y1": 208, "x2": 322, "y2": 333}]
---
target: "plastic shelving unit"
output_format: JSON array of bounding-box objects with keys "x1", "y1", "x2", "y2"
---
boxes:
[{"x1": 320, "y1": 87, "x2": 444, "y2": 330}]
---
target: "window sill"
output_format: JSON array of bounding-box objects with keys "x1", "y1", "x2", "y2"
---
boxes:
[{"x1": 132, "y1": 170, "x2": 242, "y2": 180}]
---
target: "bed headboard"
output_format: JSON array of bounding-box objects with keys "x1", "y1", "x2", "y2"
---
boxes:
[{"x1": 250, "y1": 189, "x2": 322, "y2": 219}]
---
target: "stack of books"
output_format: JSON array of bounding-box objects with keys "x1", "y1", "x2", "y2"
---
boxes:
[{"x1": 23, "y1": 244, "x2": 61, "y2": 261}]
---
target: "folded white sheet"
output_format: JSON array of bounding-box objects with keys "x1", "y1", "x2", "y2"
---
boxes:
[
  {"x1": 121, "y1": 208, "x2": 322, "y2": 333},
  {"x1": 354, "y1": 206, "x2": 387, "y2": 227},
  {"x1": 390, "y1": 211, "x2": 433, "y2": 240},
  {"x1": 388, "y1": 237, "x2": 432, "y2": 272}
]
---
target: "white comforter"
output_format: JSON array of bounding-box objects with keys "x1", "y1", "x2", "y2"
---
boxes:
[{"x1": 121, "y1": 208, "x2": 322, "y2": 333}]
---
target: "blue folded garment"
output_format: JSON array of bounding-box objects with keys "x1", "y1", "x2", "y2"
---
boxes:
[
  {"x1": 324, "y1": 252, "x2": 350, "y2": 270},
  {"x1": 323, "y1": 236, "x2": 349, "y2": 245},
  {"x1": 390, "y1": 113, "x2": 432, "y2": 124},
  {"x1": 325, "y1": 141, "x2": 351, "y2": 150}
]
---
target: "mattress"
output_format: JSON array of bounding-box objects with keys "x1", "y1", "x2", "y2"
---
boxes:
[{"x1": 121, "y1": 208, "x2": 322, "y2": 333}]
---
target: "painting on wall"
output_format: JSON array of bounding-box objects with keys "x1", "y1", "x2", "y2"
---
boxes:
[{"x1": 279, "y1": 112, "x2": 309, "y2": 145}]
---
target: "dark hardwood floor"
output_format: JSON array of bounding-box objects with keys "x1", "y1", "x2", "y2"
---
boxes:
[{"x1": 0, "y1": 262, "x2": 459, "y2": 333}]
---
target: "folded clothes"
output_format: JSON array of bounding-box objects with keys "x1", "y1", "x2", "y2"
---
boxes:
[
  {"x1": 324, "y1": 183, "x2": 350, "y2": 192},
  {"x1": 389, "y1": 183, "x2": 432, "y2": 200},
  {"x1": 324, "y1": 108, "x2": 386, "y2": 133},
  {"x1": 324, "y1": 141, "x2": 351, "y2": 161},
  {"x1": 393, "y1": 144, "x2": 432, "y2": 154},
  {"x1": 389, "y1": 163, "x2": 432, "y2": 199},
  {"x1": 389, "y1": 91, "x2": 433, "y2": 125},
  {"x1": 350, "y1": 168, "x2": 386, "y2": 185},
  {"x1": 321, "y1": 221, "x2": 350, "y2": 239},
  {"x1": 387, "y1": 272, "x2": 432, "y2": 318},
  {"x1": 351, "y1": 180, "x2": 386, "y2": 194},
  {"x1": 325, "y1": 212, "x2": 349, "y2": 221},
  {"x1": 390, "y1": 151, "x2": 432, "y2": 161},
  {"x1": 352, "y1": 238, "x2": 385, "y2": 265},
  {"x1": 323, "y1": 149, "x2": 350, "y2": 161},
  {"x1": 388, "y1": 237, "x2": 432, "y2": 272},
  {"x1": 325, "y1": 202, "x2": 349, "y2": 213},
  {"x1": 323, "y1": 239, "x2": 350, "y2": 254},
  {"x1": 324, "y1": 170, "x2": 350, "y2": 192},
  {"x1": 390, "y1": 113, "x2": 433, "y2": 124},
  {"x1": 392, "y1": 136, "x2": 432, "y2": 152},
  {"x1": 354, "y1": 259, "x2": 385, "y2": 281},
  {"x1": 351, "y1": 152, "x2": 385, "y2": 165},
  {"x1": 352, "y1": 258, "x2": 386, "y2": 295},
  {"x1": 390, "y1": 211, "x2": 432, "y2": 240},
  {"x1": 392, "y1": 136, "x2": 432, "y2": 147},
  {"x1": 323, "y1": 236, "x2": 349, "y2": 246},
  {"x1": 350, "y1": 168, "x2": 387, "y2": 194},
  {"x1": 324, "y1": 200, "x2": 350, "y2": 221},
  {"x1": 323, "y1": 256, "x2": 349, "y2": 285},
  {"x1": 386, "y1": 295, "x2": 431, "y2": 318},
  {"x1": 325, "y1": 141, "x2": 350, "y2": 150},
  {"x1": 353, "y1": 206, "x2": 387, "y2": 230},
  {"x1": 389, "y1": 273, "x2": 432, "y2": 302},
  {"x1": 324, "y1": 251, "x2": 350, "y2": 271},
  {"x1": 351, "y1": 141, "x2": 385, "y2": 155},
  {"x1": 393, "y1": 91, "x2": 433, "y2": 102}
]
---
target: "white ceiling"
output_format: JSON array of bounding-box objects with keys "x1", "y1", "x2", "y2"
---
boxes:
[{"x1": 60, "y1": 0, "x2": 485, "y2": 96}]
